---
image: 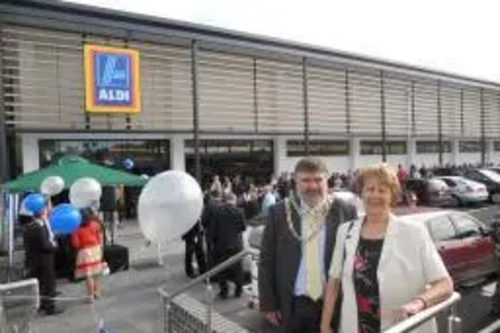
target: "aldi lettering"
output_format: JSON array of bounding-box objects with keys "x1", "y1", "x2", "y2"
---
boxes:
[{"x1": 98, "y1": 89, "x2": 131, "y2": 102}]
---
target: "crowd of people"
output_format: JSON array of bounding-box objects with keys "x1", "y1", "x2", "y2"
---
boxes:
[{"x1": 195, "y1": 162, "x2": 486, "y2": 220}]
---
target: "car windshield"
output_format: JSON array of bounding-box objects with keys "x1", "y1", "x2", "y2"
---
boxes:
[
  {"x1": 428, "y1": 179, "x2": 448, "y2": 190},
  {"x1": 479, "y1": 169, "x2": 500, "y2": 182}
]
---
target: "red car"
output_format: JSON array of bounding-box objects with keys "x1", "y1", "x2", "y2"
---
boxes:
[{"x1": 404, "y1": 211, "x2": 498, "y2": 285}]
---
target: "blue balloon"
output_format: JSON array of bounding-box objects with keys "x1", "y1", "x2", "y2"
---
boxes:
[
  {"x1": 49, "y1": 204, "x2": 82, "y2": 235},
  {"x1": 123, "y1": 158, "x2": 134, "y2": 170},
  {"x1": 23, "y1": 193, "x2": 46, "y2": 216}
]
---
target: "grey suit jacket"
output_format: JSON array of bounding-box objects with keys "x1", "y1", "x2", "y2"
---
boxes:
[{"x1": 258, "y1": 196, "x2": 357, "y2": 326}]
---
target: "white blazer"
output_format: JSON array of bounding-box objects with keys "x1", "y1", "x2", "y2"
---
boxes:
[{"x1": 329, "y1": 214, "x2": 450, "y2": 333}]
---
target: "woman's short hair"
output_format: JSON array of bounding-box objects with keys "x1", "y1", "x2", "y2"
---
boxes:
[{"x1": 357, "y1": 163, "x2": 402, "y2": 206}]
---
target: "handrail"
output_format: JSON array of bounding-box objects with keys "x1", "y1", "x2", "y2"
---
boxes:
[
  {"x1": 384, "y1": 292, "x2": 461, "y2": 333},
  {"x1": 159, "y1": 247, "x2": 259, "y2": 301}
]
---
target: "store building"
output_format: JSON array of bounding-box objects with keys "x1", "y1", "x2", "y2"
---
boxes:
[{"x1": 1, "y1": 1, "x2": 499, "y2": 187}]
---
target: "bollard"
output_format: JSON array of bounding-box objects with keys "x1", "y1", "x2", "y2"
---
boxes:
[
  {"x1": 205, "y1": 283, "x2": 213, "y2": 333},
  {"x1": 0, "y1": 304, "x2": 6, "y2": 333},
  {"x1": 164, "y1": 299, "x2": 172, "y2": 333},
  {"x1": 447, "y1": 304, "x2": 461, "y2": 333}
]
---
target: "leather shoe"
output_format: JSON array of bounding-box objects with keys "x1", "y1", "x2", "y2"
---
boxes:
[
  {"x1": 43, "y1": 307, "x2": 64, "y2": 316},
  {"x1": 489, "y1": 308, "x2": 500, "y2": 317}
]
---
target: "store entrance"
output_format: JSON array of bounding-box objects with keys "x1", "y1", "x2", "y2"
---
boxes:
[{"x1": 185, "y1": 139, "x2": 274, "y2": 190}]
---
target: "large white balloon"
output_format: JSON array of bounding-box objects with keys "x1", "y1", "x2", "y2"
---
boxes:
[
  {"x1": 40, "y1": 176, "x2": 65, "y2": 196},
  {"x1": 69, "y1": 178, "x2": 102, "y2": 208},
  {"x1": 138, "y1": 170, "x2": 203, "y2": 244}
]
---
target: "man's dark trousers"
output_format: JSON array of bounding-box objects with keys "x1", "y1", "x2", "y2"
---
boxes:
[
  {"x1": 184, "y1": 235, "x2": 207, "y2": 277},
  {"x1": 285, "y1": 296, "x2": 322, "y2": 333},
  {"x1": 29, "y1": 263, "x2": 56, "y2": 312}
]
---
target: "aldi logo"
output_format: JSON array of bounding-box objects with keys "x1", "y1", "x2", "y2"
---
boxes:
[{"x1": 84, "y1": 45, "x2": 141, "y2": 113}]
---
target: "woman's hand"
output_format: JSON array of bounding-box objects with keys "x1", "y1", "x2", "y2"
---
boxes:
[
  {"x1": 264, "y1": 311, "x2": 282, "y2": 326},
  {"x1": 393, "y1": 298, "x2": 425, "y2": 323}
]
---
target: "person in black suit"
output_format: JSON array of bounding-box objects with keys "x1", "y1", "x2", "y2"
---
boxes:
[
  {"x1": 258, "y1": 157, "x2": 357, "y2": 332},
  {"x1": 209, "y1": 192, "x2": 246, "y2": 298},
  {"x1": 182, "y1": 221, "x2": 207, "y2": 278},
  {"x1": 22, "y1": 205, "x2": 63, "y2": 315},
  {"x1": 201, "y1": 190, "x2": 222, "y2": 271}
]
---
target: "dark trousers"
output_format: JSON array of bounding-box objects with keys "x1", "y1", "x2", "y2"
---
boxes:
[
  {"x1": 214, "y1": 249, "x2": 243, "y2": 295},
  {"x1": 286, "y1": 296, "x2": 323, "y2": 333},
  {"x1": 184, "y1": 237, "x2": 207, "y2": 277},
  {"x1": 29, "y1": 265, "x2": 56, "y2": 311}
]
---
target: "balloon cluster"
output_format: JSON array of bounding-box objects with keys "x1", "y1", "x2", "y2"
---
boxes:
[{"x1": 22, "y1": 176, "x2": 102, "y2": 235}]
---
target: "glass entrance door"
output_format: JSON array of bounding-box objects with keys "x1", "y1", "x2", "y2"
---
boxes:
[{"x1": 185, "y1": 139, "x2": 274, "y2": 190}]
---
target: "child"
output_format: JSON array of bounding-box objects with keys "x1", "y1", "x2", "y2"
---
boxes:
[{"x1": 71, "y1": 208, "x2": 104, "y2": 302}]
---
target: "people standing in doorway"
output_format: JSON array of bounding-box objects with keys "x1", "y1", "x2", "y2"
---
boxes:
[
  {"x1": 210, "y1": 175, "x2": 223, "y2": 193},
  {"x1": 22, "y1": 202, "x2": 63, "y2": 315},
  {"x1": 71, "y1": 208, "x2": 105, "y2": 303},
  {"x1": 261, "y1": 185, "x2": 277, "y2": 215},
  {"x1": 259, "y1": 157, "x2": 357, "y2": 332}
]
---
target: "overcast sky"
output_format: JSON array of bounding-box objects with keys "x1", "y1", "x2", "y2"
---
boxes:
[{"x1": 66, "y1": 0, "x2": 499, "y2": 82}]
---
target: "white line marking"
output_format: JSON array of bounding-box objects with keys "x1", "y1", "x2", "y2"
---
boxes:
[
  {"x1": 467, "y1": 206, "x2": 498, "y2": 214},
  {"x1": 478, "y1": 319, "x2": 500, "y2": 333}
]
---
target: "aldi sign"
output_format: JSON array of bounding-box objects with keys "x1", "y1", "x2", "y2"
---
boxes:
[{"x1": 84, "y1": 45, "x2": 141, "y2": 113}]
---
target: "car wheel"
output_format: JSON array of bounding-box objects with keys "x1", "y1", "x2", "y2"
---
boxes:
[
  {"x1": 491, "y1": 193, "x2": 500, "y2": 204},
  {"x1": 451, "y1": 195, "x2": 461, "y2": 207}
]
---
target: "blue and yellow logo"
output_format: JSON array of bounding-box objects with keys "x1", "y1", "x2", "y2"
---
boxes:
[{"x1": 84, "y1": 45, "x2": 141, "y2": 113}]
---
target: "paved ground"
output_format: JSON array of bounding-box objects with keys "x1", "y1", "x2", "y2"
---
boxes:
[{"x1": 5, "y1": 203, "x2": 500, "y2": 333}]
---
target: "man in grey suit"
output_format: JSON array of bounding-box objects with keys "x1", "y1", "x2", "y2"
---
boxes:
[{"x1": 258, "y1": 157, "x2": 357, "y2": 332}]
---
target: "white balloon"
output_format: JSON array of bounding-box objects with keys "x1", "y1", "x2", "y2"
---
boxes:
[
  {"x1": 138, "y1": 170, "x2": 203, "y2": 244},
  {"x1": 69, "y1": 178, "x2": 102, "y2": 208},
  {"x1": 40, "y1": 176, "x2": 65, "y2": 196}
]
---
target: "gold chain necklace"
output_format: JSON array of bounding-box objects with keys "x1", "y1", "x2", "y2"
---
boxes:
[{"x1": 285, "y1": 196, "x2": 333, "y2": 243}]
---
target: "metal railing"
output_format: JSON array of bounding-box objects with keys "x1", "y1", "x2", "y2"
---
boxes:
[
  {"x1": 385, "y1": 292, "x2": 461, "y2": 333},
  {"x1": 158, "y1": 247, "x2": 258, "y2": 333}
]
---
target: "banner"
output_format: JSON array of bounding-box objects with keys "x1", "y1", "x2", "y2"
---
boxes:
[{"x1": 84, "y1": 45, "x2": 141, "y2": 113}]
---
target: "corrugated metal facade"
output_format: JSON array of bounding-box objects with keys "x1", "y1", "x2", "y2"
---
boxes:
[{"x1": 2, "y1": 24, "x2": 500, "y2": 139}]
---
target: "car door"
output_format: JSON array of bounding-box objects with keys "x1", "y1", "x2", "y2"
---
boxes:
[
  {"x1": 426, "y1": 215, "x2": 465, "y2": 282},
  {"x1": 448, "y1": 212, "x2": 497, "y2": 280}
]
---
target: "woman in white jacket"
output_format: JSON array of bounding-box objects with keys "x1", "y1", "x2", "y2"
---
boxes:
[{"x1": 321, "y1": 163, "x2": 453, "y2": 333}]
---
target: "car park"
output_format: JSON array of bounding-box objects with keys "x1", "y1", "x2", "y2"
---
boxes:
[
  {"x1": 461, "y1": 169, "x2": 500, "y2": 203},
  {"x1": 437, "y1": 176, "x2": 488, "y2": 206},
  {"x1": 406, "y1": 178, "x2": 454, "y2": 207}
]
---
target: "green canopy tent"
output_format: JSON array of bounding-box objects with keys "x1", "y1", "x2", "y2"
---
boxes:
[{"x1": 4, "y1": 155, "x2": 147, "y2": 193}]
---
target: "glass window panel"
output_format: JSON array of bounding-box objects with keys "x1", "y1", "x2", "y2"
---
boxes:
[
  {"x1": 428, "y1": 215, "x2": 457, "y2": 241},
  {"x1": 459, "y1": 141, "x2": 482, "y2": 153},
  {"x1": 416, "y1": 141, "x2": 452, "y2": 153}
]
